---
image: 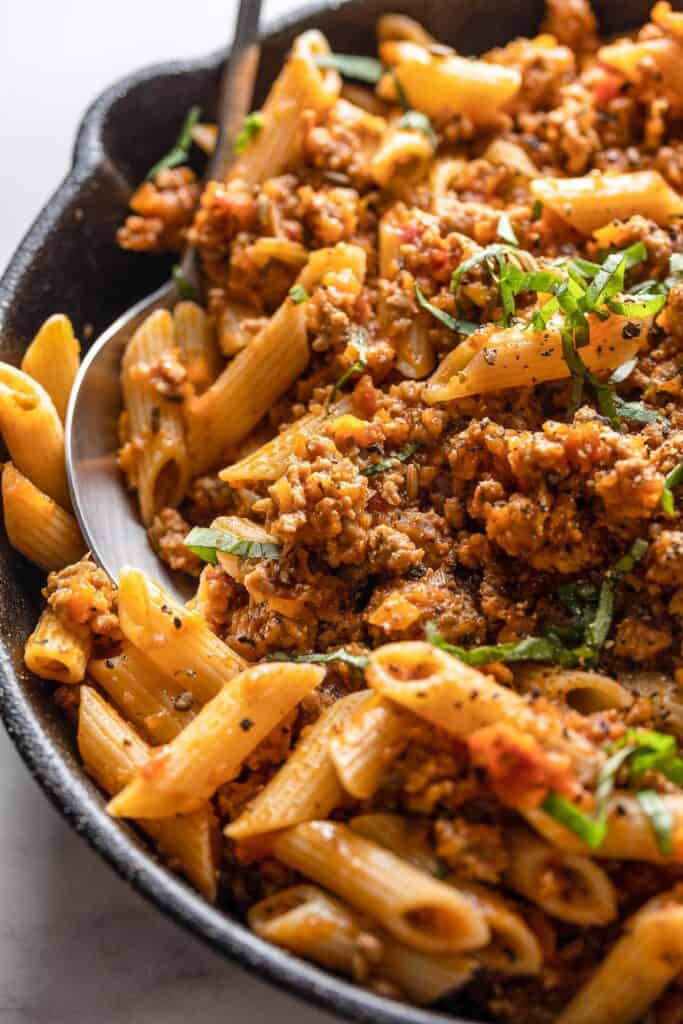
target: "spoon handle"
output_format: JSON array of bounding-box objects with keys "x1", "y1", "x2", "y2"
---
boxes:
[{"x1": 208, "y1": 0, "x2": 263, "y2": 182}]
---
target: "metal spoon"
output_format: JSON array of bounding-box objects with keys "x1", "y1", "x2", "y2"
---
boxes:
[{"x1": 65, "y1": 0, "x2": 262, "y2": 600}]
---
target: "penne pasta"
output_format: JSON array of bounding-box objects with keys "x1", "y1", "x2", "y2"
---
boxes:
[
  {"x1": 226, "y1": 690, "x2": 370, "y2": 840},
  {"x1": 24, "y1": 608, "x2": 90, "y2": 684},
  {"x1": 377, "y1": 47, "x2": 521, "y2": 124},
  {"x1": 516, "y1": 666, "x2": 632, "y2": 714},
  {"x1": 557, "y1": 886, "x2": 683, "y2": 1024},
  {"x1": 249, "y1": 885, "x2": 474, "y2": 1005},
  {"x1": 525, "y1": 792, "x2": 683, "y2": 863},
  {"x1": 0, "y1": 362, "x2": 69, "y2": 508},
  {"x1": 173, "y1": 301, "x2": 221, "y2": 394},
  {"x1": 349, "y1": 813, "x2": 542, "y2": 976},
  {"x1": 272, "y1": 821, "x2": 490, "y2": 955},
  {"x1": 21, "y1": 314, "x2": 80, "y2": 422},
  {"x1": 371, "y1": 120, "x2": 434, "y2": 189},
  {"x1": 367, "y1": 642, "x2": 598, "y2": 780},
  {"x1": 121, "y1": 309, "x2": 189, "y2": 525},
  {"x1": 330, "y1": 696, "x2": 410, "y2": 800},
  {"x1": 229, "y1": 30, "x2": 341, "y2": 185},
  {"x1": 78, "y1": 686, "x2": 217, "y2": 900},
  {"x1": 117, "y1": 566, "x2": 246, "y2": 704},
  {"x1": 2, "y1": 462, "x2": 85, "y2": 571},
  {"x1": 425, "y1": 311, "x2": 649, "y2": 403},
  {"x1": 530, "y1": 170, "x2": 683, "y2": 236},
  {"x1": 108, "y1": 662, "x2": 324, "y2": 818},
  {"x1": 88, "y1": 640, "x2": 198, "y2": 745},
  {"x1": 505, "y1": 828, "x2": 617, "y2": 925}
]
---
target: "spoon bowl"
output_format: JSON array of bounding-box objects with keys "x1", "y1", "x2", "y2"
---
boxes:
[{"x1": 64, "y1": 0, "x2": 262, "y2": 601}]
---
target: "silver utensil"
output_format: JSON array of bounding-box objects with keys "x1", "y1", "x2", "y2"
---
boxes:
[{"x1": 65, "y1": 0, "x2": 262, "y2": 600}]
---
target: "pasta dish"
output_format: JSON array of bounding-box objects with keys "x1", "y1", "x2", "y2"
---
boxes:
[{"x1": 8, "y1": 1, "x2": 683, "y2": 1019}]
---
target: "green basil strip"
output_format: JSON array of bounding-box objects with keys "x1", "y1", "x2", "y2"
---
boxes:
[
  {"x1": 362, "y1": 441, "x2": 420, "y2": 478},
  {"x1": 662, "y1": 461, "x2": 683, "y2": 518},
  {"x1": 414, "y1": 282, "x2": 477, "y2": 335},
  {"x1": 637, "y1": 789, "x2": 674, "y2": 856},
  {"x1": 327, "y1": 327, "x2": 369, "y2": 410},
  {"x1": 184, "y1": 526, "x2": 281, "y2": 563},
  {"x1": 146, "y1": 106, "x2": 201, "y2": 180},
  {"x1": 266, "y1": 648, "x2": 370, "y2": 670},
  {"x1": 398, "y1": 110, "x2": 438, "y2": 147},
  {"x1": 607, "y1": 293, "x2": 667, "y2": 317},
  {"x1": 542, "y1": 792, "x2": 607, "y2": 849},
  {"x1": 314, "y1": 54, "x2": 384, "y2": 84},
  {"x1": 234, "y1": 111, "x2": 265, "y2": 155},
  {"x1": 585, "y1": 538, "x2": 648, "y2": 651},
  {"x1": 425, "y1": 622, "x2": 591, "y2": 668},
  {"x1": 497, "y1": 212, "x2": 519, "y2": 247},
  {"x1": 172, "y1": 265, "x2": 196, "y2": 300},
  {"x1": 289, "y1": 284, "x2": 309, "y2": 304}
]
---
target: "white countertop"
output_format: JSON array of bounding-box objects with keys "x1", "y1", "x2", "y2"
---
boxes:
[{"x1": 0, "y1": 3, "x2": 338, "y2": 1021}]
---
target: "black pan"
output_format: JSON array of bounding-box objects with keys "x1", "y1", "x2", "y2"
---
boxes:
[{"x1": 0, "y1": 0, "x2": 657, "y2": 1020}]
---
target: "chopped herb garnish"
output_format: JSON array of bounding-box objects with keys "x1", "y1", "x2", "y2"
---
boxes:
[
  {"x1": 612, "y1": 397, "x2": 667, "y2": 426},
  {"x1": 610, "y1": 357, "x2": 638, "y2": 384},
  {"x1": 662, "y1": 461, "x2": 683, "y2": 518},
  {"x1": 607, "y1": 293, "x2": 667, "y2": 318},
  {"x1": 234, "y1": 111, "x2": 264, "y2": 155},
  {"x1": 289, "y1": 284, "x2": 309, "y2": 304},
  {"x1": 414, "y1": 282, "x2": 477, "y2": 335},
  {"x1": 425, "y1": 622, "x2": 592, "y2": 668},
  {"x1": 362, "y1": 441, "x2": 420, "y2": 478},
  {"x1": 146, "y1": 106, "x2": 201, "y2": 180},
  {"x1": 327, "y1": 327, "x2": 369, "y2": 410},
  {"x1": 266, "y1": 648, "x2": 370, "y2": 670},
  {"x1": 584, "y1": 538, "x2": 648, "y2": 651},
  {"x1": 398, "y1": 110, "x2": 438, "y2": 147},
  {"x1": 184, "y1": 526, "x2": 280, "y2": 564},
  {"x1": 497, "y1": 212, "x2": 519, "y2": 247},
  {"x1": 542, "y1": 792, "x2": 607, "y2": 849},
  {"x1": 427, "y1": 540, "x2": 646, "y2": 670},
  {"x1": 530, "y1": 199, "x2": 543, "y2": 222},
  {"x1": 314, "y1": 53, "x2": 384, "y2": 84},
  {"x1": 637, "y1": 790, "x2": 674, "y2": 855},
  {"x1": 172, "y1": 265, "x2": 196, "y2": 300}
]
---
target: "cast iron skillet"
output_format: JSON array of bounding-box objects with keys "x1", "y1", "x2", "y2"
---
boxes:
[{"x1": 0, "y1": 0, "x2": 656, "y2": 1020}]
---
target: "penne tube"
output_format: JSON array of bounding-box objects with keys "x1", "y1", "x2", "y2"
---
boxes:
[
  {"x1": 367, "y1": 642, "x2": 598, "y2": 780},
  {"x1": 229, "y1": 30, "x2": 341, "y2": 185},
  {"x1": 505, "y1": 828, "x2": 617, "y2": 926},
  {"x1": 378, "y1": 48, "x2": 520, "y2": 124},
  {"x1": 272, "y1": 821, "x2": 490, "y2": 954},
  {"x1": 2, "y1": 462, "x2": 85, "y2": 571},
  {"x1": 483, "y1": 138, "x2": 539, "y2": 178},
  {"x1": 21, "y1": 314, "x2": 80, "y2": 421},
  {"x1": 599, "y1": 36, "x2": 683, "y2": 107},
  {"x1": 187, "y1": 292, "x2": 308, "y2": 474},
  {"x1": 350, "y1": 813, "x2": 442, "y2": 876},
  {"x1": 0, "y1": 362, "x2": 69, "y2": 509},
  {"x1": 516, "y1": 666, "x2": 632, "y2": 714},
  {"x1": 425, "y1": 311, "x2": 649, "y2": 403},
  {"x1": 371, "y1": 120, "x2": 434, "y2": 189},
  {"x1": 121, "y1": 309, "x2": 189, "y2": 525},
  {"x1": 249, "y1": 885, "x2": 474, "y2": 1005},
  {"x1": 78, "y1": 686, "x2": 217, "y2": 900},
  {"x1": 330, "y1": 696, "x2": 410, "y2": 800},
  {"x1": 525, "y1": 792, "x2": 683, "y2": 863},
  {"x1": 455, "y1": 881, "x2": 543, "y2": 977},
  {"x1": 349, "y1": 813, "x2": 542, "y2": 976},
  {"x1": 189, "y1": 243, "x2": 366, "y2": 474},
  {"x1": 219, "y1": 409, "x2": 326, "y2": 485},
  {"x1": 117, "y1": 566, "x2": 246, "y2": 705},
  {"x1": 24, "y1": 608, "x2": 90, "y2": 684},
  {"x1": 88, "y1": 640, "x2": 198, "y2": 745},
  {"x1": 530, "y1": 170, "x2": 683, "y2": 236},
  {"x1": 108, "y1": 662, "x2": 324, "y2": 818},
  {"x1": 173, "y1": 301, "x2": 221, "y2": 394},
  {"x1": 557, "y1": 886, "x2": 683, "y2": 1024},
  {"x1": 226, "y1": 690, "x2": 370, "y2": 840}
]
